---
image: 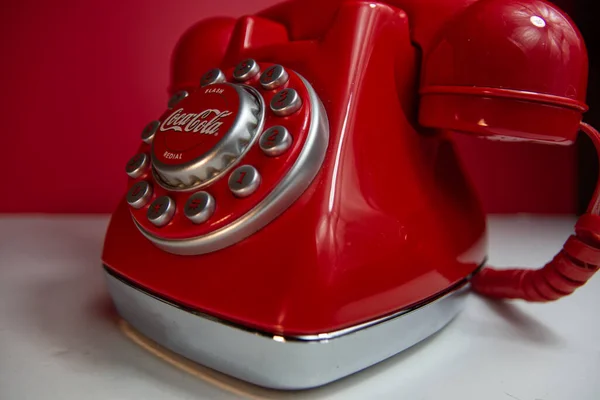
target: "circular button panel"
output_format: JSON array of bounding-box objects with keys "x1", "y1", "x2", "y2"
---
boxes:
[
  {"x1": 127, "y1": 181, "x2": 153, "y2": 209},
  {"x1": 259, "y1": 126, "x2": 292, "y2": 157},
  {"x1": 260, "y1": 65, "x2": 289, "y2": 90},
  {"x1": 184, "y1": 192, "x2": 216, "y2": 224},
  {"x1": 126, "y1": 153, "x2": 149, "y2": 178},
  {"x1": 147, "y1": 196, "x2": 176, "y2": 227},
  {"x1": 233, "y1": 59, "x2": 260, "y2": 81},
  {"x1": 151, "y1": 83, "x2": 264, "y2": 189},
  {"x1": 228, "y1": 165, "x2": 261, "y2": 198},
  {"x1": 126, "y1": 62, "x2": 329, "y2": 255},
  {"x1": 270, "y1": 88, "x2": 302, "y2": 116}
]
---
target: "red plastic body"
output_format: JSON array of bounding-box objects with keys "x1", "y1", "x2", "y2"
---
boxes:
[{"x1": 102, "y1": 0, "x2": 590, "y2": 334}]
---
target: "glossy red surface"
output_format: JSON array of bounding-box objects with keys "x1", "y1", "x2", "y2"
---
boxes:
[
  {"x1": 102, "y1": 0, "x2": 590, "y2": 334},
  {"x1": 420, "y1": 0, "x2": 589, "y2": 144}
]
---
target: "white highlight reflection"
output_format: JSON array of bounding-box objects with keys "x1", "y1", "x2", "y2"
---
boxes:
[{"x1": 530, "y1": 15, "x2": 546, "y2": 28}]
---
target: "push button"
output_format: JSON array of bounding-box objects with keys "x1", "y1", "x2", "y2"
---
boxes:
[
  {"x1": 270, "y1": 88, "x2": 302, "y2": 117},
  {"x1": 259, "y1": 126, "x2": 292, "y2": 157},
  {"x1": 229, "y1": 165, "x2": 261, "y2": 198},
  {"x1": 259, "y1": 65, "x2": 289, "y2": 90},
  {"x1": 126, "y1": 153, "x2": 149, "y2": 178},
  {"x1": 233, "y1": 59, "x2": 260, "y2": 81},
  {"x1": 147, "y1": 196, "x2": 176, "y2": 227},
  {"x1": 141, "y1": 120, "x2": 160, "y2": 144},
  {"x1": 168, "y1": 90, "x2": 189, "y2": 109},
  {"x1": 126, "y1": 181, "x2": 153, "y2": 209},
  {"x1": 184, "y1": 192, "x2": 216, "y2": 224},
  {"x1": 200, "y1": 68, "x2": 226, "y2": 87}
]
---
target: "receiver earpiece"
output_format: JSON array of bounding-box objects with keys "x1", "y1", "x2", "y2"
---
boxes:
[{"x1": 418, "y1": 0, "x2": 589, "y2": 145}]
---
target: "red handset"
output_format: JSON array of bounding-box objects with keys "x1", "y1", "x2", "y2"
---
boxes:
[
  {"x1": 102, "y1": 0, "x2": 599, "y2": 390},
  {"x1": 416, "y1": 0, "x2": 600, "y2": 301}
]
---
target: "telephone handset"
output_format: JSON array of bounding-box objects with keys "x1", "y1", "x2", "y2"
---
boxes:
[{"x1": 102, "y1": 0, "x2": 600, "y2": 389}]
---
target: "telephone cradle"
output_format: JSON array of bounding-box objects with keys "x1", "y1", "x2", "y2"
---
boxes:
[{"x1": 102, "y1": 0, "x2": 600, "y2": 390}]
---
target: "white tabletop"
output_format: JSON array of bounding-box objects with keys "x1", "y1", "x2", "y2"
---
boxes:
[{"x1": 0, "y1": 215, "x2": 598, "y2": 400}]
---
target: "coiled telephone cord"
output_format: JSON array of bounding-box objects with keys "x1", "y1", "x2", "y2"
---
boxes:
[{"x1": 471, "y1": 122, "x2": 600, "y2": 301}]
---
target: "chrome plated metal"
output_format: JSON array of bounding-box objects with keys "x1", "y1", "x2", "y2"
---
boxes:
[
  {"x1": 270, "y1": 88, "x2": 302, "y2": 116},
  {"x1": 134, "y1": 73, "x2": 329, "y2": 255},
  {"x1": 125, "y1": 153, "x2": 149, "y2": 179},
  {"x1": 259, "y1": 125, "x2": 292, "y2": 156},
  {"x1": 141, "y1": 120, "x2": 160, "y2": 144},
  {"x1": 259, "y1": 65, "x2": 289, "y2": 90},
  {"x1": 147, "y1": 196, "x2": 175, "y2": 227},
  {"x1": 184, "y1": 191, "x2": 215, "y2": 224},
  {"x1": 126, "y1": 181, "x2": 153, "y2": 209},
  {"x1": 200, "y1": 68, "x2": 226, "y2": 87},
  {"x1": 104, "y1": 268, "x2": 471, "y2": 390},
  {"x1": 167, "y1": 90, "x2": 189, "y2": 109},
  {"x1": 151, "y1": 84, "x2": 265, "y2": 191},
  {"x1": 233, "y1": 59, "x2": 260, "y2": 81},
  {"x1": 228, "y1": 165, "x2": 261, "y2": 198}
]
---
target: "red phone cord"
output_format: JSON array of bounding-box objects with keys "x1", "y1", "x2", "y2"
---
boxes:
[{"x1": 471, "y1": 122, "x2": 600, "y2": 301}]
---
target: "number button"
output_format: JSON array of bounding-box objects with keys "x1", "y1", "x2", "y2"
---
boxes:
[
  {"x1": 228, "y1": 165, "x2": 261, "y2": 198},
  {"x1": 167, "y1": 90, "x2": 189, "y2": 109},
  {"x1": 259, "y1": 65, "x2": 289, "y2": 90},
  {"x1": 126, "y1": 181, "x2": 153, "y2": 209},
  {"x1": 233, "y1": 59, "x2": 260, "y2": 81},
  {"x1": 147, "y1": 196, "x2": 176, "y2": 227},
  {"x1": 200, "y1": 68, "x2": 226, "y2": 87},
  {"x1": 270, "y1": 88, "x2": 302, "y2": 117},
  {"x1": 141, "y1": 120, "x2": 160, "y2": 144},
  {"x1": 259, "y1": 126, "x2": 292, "y2": 157},
  {"x1": 184, "y1": 192, "x2": 216, "y2": 224},
  {"x1": 126, "y1": 153, "x2": 149, "y2": 178}
]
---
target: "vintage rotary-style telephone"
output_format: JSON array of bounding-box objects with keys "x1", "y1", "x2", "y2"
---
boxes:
[{"x1": 102, "y1": 0, "x2": 600, "y2": 390}]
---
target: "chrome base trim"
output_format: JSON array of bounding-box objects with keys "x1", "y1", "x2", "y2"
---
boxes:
[{"x1": 104, "y1": 268, "x2": 472, "y2": 390}]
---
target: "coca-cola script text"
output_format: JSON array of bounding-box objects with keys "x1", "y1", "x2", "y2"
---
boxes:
[{"x1": 160, "y1": 108, "x2": 233, "y2": 136}]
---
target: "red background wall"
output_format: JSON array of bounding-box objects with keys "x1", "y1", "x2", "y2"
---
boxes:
[{"x1": 0, "y1": 0, "x2": 579, "y2": 214}]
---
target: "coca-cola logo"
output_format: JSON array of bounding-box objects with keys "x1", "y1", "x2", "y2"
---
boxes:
[{"x1": 159, "y1": 108, "x2": 233, "y2": 136}]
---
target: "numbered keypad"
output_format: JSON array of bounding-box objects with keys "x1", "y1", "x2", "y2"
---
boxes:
[
  {"x1": 200, "y1": 68, "x2": 226, "y2": 87},
  {"x1": 147, "y1": 196, "x2": 176, "y2": 227},
  {"x1": 260, "y1": 65, "x2": 289, "y2": 90},
  {"x1": 126, "y1": 181, "x2": 153, "y2": 209},
  {"x1": 259, "y1": 126, "x2": 292, "y2": 157},
  {"x1": 270, "y1": 88, "x2": 302, "y2": 117},
  {"x1": 233, "y1": 59, "x2": 260, "y2": 81},
  {"x1": 128, "y1": 61, "x2": 314, "y2": 243},
  {"x1": 126, "y1": 153, "x2": 149, "y2": 178},
  {"x1": 167, "y1": 90, "x2": 189, "y2": 109},
  {"x1": 141, "y1": 120, "x2": 160, "y2": 144},
  {"x1": 184, "y1": 192, "x2": 216, "y2": 224},
  {"x1": 228, "y1": 165, "x2": 261, "y2": 198}
]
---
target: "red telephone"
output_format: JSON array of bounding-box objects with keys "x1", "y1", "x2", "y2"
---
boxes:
[{"x1": 102, "y1": 0, "x2": 600, "y2": 390}]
